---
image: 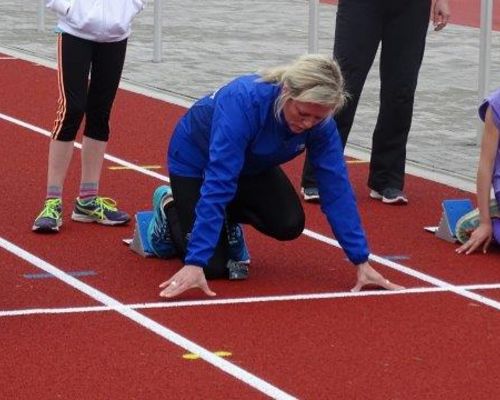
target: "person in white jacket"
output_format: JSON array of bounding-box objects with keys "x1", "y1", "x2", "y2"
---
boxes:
[{"x1": 33, "y1": 0, "x2": 146, "y2": 232}]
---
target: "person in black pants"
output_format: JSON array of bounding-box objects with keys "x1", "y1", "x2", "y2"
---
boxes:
[{"x1": 301, "y1": 0, "x2": 450, "y2": 205}]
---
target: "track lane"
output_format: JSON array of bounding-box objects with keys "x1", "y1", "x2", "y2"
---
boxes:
[{"x1": 2, "y1": 52, "x2": 500, "y2": 399}]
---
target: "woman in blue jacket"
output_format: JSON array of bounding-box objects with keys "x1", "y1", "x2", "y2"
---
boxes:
[{"x1": 149, "y1": 54, "x2": 403, "y2": 299}]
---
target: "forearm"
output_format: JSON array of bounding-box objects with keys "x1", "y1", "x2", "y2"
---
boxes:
[{"x1": 476, "y1": 164, "x2": 493, "y2": 223}]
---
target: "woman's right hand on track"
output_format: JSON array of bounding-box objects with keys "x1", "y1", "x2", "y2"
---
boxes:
[{"x1": 159, "y1": 265, "x2": 216, "y2": 299}]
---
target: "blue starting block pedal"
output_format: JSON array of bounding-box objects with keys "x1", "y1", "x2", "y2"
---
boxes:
[
  {"x1": 435, "y1": 199, "x2": 474, "y2": 242},
  {"x1": 126, "y1": 211, "x2": 155, "y2": 257}
]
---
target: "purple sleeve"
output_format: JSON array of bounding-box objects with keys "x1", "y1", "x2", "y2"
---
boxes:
[{"x1": 479, "y1": 88, "x2": 500, "y2": 130}]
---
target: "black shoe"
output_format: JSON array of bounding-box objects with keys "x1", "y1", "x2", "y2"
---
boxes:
[
  {"x1": 227, "y1": 260, "x2": 249, "y2": 280},
  {"x1": 370, "y1": 188, "x2": 408, "y2": 205},
  {"x1": 301, "y1": 187, "x2": 320, "y2": 202}
]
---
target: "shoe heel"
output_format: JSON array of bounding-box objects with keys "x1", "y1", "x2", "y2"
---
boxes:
[{"x1": 227, "y1": 260, "x2": 249, "y2": 280}]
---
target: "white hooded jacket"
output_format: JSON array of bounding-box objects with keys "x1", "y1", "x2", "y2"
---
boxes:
[{"x1": 45, "y1": 0, "x2": 146, "y2": 42}]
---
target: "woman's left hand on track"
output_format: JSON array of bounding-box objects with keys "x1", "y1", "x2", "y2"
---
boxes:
[
  {"x1": 351, "y1": 262, "x2": 405, "y2": 292},
  {"x1": 159, "y1": 265, "x2": 216, "y2": 299},
  {"x1": 456, "y1": 223, "x2": 493, "y2": 255}
]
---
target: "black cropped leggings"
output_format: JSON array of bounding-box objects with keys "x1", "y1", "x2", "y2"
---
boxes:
[
  {"x1": 51, "y1": 33, "x2": 127, "y2": 142},
  {"x1": 168, "y1": 167, "x2": 306, "y2": 279}
]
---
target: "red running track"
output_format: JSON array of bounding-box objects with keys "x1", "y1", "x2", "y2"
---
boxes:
[{"x1": 0, "y1": 53, "x2": 499, "y2": 399}]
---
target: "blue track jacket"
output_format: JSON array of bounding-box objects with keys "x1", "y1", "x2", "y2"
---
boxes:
[{"x1": 168, "y1": 74, "x2": 370, "y2": 269}]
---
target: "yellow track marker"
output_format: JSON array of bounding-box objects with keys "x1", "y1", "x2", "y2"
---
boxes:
[
  {"x1": 108, "y1": 165, "x2": 162, "y2": 170},
  {"x1": 183, "y1": 350, "x2": 232, "y2": 360},
  {"x1": 346, "y1": 159, "x2": 368, "y2": 164}
]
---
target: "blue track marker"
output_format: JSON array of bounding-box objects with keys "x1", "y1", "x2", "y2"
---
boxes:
[
  {"x1": 24, "y1": 270, "x2": 97, "y2": 280},
  {"x1": 344, "y1": 255, "x2": 409, "y2": 262}
]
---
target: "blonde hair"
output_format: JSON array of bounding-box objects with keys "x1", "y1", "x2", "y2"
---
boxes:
[{"x1": 259, "y1": 54, "x2": 347, "y2": 120}]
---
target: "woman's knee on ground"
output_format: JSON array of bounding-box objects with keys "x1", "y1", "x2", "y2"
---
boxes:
[{"x1": 269, "y1": 213, "x2": 305, "y2": 241}]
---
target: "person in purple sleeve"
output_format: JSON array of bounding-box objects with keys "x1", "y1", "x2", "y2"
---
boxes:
[
  {"x1": 456, "y1": 89, "x2": 500, "y2": 254},
  {"x1": 145, "y1": 54, "x2": 404, "y2": 299}
]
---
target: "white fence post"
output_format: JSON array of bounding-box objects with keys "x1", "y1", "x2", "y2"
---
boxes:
[
  {"x1": 153, "y1": 0, "x2": 163, "y2": 63},
  {"x1": 37, "y1": 0, "x2": 45, "y2": 31},
  {"x1": 308, "y1": 0, "x2": 319, "y2": 53}
]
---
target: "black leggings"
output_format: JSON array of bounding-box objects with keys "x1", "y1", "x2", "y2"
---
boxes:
[
  {"x1": 51, "y1": 33, "x2": 127, "y2": 142},
  {"x1": 302, "y1": 0, "x2": 431, "y2": 191},
  {"x1": 168, "y1": 167, "x2": 305, "y2": 279}
]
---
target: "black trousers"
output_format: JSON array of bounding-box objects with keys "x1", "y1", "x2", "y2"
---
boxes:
[
  {"x1": 302, "y1": 0, "x2": 431, "y2": 191},
  {"x1": 51, "y1": 33, "x2": 127, "y2": 142},
  {"x1": 169, "y1": 167, "x2": 305, "y2": 279}
]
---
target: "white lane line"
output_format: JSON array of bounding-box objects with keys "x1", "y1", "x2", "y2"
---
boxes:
[
  {"x1": 0, "y1": 45, "x2": 477, "y2": 194},
  {"x1": 0, "y1": 44, "x2": 476, "y2": 192},
  {"x1": 0, "y1": 112, "x2": 169, "y2": 183},
  {"x1": 0, "y1": 237, "x2": 297, "y2": 400},
  {"x1": 1, "y1": 110, "x2": 500, "y2": 312},
  {"x1": 304, "y1": 229, "x2": 500, "y2": 311},
  {"x1": 2, "y1": 283, "x2": 500, "y2": 318},
  {"x1": 0, "y1": 45, "x2": 195, "y2": 108}
]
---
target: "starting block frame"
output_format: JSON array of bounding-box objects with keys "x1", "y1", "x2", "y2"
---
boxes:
[
  {"x1": 127, "y1": 211, "x2": 155, "y2": 257},
  {"x1": 434, "y1": 199, "x2": 474, "y2": 242}
]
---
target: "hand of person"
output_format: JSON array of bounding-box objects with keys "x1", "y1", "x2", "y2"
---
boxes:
[
  {"x1": 433, "y1": 0, "x2": 451, "y2": 31},
  {"x1": 351, "y1": 262, "x2": 405, "y2": 292},
  {"x1": 456, "y1": 222, "x2": 492, "y2": 255},
  {"x1": 159, "y1": 265, "x2": 216, "y2": 299}
]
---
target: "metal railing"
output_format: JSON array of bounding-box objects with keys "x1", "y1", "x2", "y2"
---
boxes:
[{"x1": 36, "y1": 0, "x2": 494, "y2": 110}]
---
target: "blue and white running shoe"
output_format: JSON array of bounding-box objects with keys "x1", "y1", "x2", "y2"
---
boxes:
[
  {"x1": 146, "y1": 185, "x2": 177, "y2": 258},
  {"x1": 227, "y1": 223, "x2": 250, "y2": 263}
]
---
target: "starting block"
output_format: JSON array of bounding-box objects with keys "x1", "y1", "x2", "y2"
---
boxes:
[
  {"x1": 432, "y1": 199, "x2": 474, "y2": 243},
  {"x1": 125, "y1": 211, "x2": 155, "y2": 257}
]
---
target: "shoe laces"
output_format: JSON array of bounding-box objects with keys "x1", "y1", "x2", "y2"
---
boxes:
[
  {"x1": 82, "y1": 196, "x2": 118, "y2": 219},
  {"x1": 152, "y1": 206, "x2": 170, "y2": 241},
  {"x1": 37, "y1": 198, "x2": 61, "y2": 219},
  {"x1": 153, "y1": 215, "x2": 169, "y2": 240}
]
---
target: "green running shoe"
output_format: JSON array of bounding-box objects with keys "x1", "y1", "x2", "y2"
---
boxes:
[
  {"x1": 32, "y1": 198, "x2": 62, "y2": 232},
  {"x1": 71, "y1": 196, "x2": 130, "y2": 225}
]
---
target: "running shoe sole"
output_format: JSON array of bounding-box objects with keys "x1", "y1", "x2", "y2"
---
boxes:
[
  {"x1": 71, "y1": 212, "x2": 128, "y2": 225},
  {"x1": 370, "y1": 190, "x2": 408, "y2": 205},
  {"x1": 32, "y1": 219, "x2": 62, "y2": 232},
  {"x1": 301, "y1": 188, "x2": 320, "y2": 202}
]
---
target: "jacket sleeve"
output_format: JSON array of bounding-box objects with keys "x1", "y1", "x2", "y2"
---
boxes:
[
  {"x1": 308, "y1": 119, "x2": 370, "y2": 265},
  {"x1": 184, "y1": 85, "x2": 257, "y2": 268},
  {"x1": 137, "y1": 0, "x2": 147, "y2": 11},
  {"x1": 45, "y1": 0, "x2": 70, "y2": 16}
]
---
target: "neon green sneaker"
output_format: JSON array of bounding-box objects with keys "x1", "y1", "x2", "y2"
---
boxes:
[
  {"x1": 71, "y1": 196, "x2": 130, "y2": 225},
  {"x1": 32, "y1": 198, "x2": 62, "y2": 232},
  {"x1": 455, "y1": 198, "x2": 500, "y2": 244}
]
